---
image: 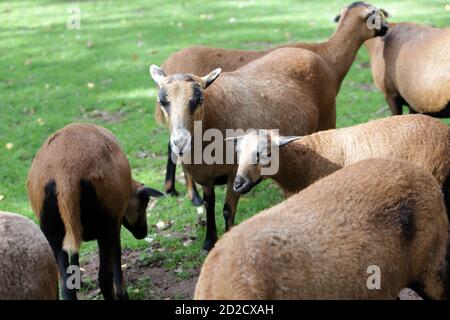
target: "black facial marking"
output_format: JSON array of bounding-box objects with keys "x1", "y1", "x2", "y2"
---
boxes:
[
  {"x1": 158, "y1": 87, "x2": 170, "y2": 110},
  {"x1": 189, "y1": 83, "x2": 204, "y2": 113}
]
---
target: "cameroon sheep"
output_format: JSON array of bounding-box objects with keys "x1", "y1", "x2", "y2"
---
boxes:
[
  {"x1": 27, "y1": 124, "x2": 164, "y2": 300},
  {"x1": 364, "y1": 22, "x2": 450, "y2": 116},
  {"x1": 150, "y1": 46, "x2": 336, "y2": 250},
  {"x1": 0, "y1": 211, "x2": 58, "y2": 300},
  {"x1": 156, "y1": 1, "x2": 389, "y2": 204},
  {"x1": 195, "y1": 158, "x2": 450, "y2": 299},
  {"x1": 230, "y1": 115, "x2": 450, "y2": 204}
]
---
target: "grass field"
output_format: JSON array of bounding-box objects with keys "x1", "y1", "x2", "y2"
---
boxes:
[{"x1": 0, "y1": 0, "x2": 449, "y2": 299}]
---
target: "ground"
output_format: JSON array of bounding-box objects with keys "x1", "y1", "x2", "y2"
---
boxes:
[{"x1": 0, "y1": 0, "x2": 449, "y2": 300}]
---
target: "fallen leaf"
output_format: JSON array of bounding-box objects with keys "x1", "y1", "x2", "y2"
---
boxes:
[
  {"x1": 86, "y1": 40, "x2": 94, "y2": 48},
  {"x1": 87, "y1": 82, "x2": 95, "y2": 89},
  {"x1": 196, "y1": 207, "x2": 204, "y2": 215},
  {"x1": 0, "y1": 195, "x2": 4, "y2": 201},
  {"x1": 228, "y1": 17, "x2": 237, "y2": 24},
  {"x1": 156, "y1": 220, "x2": 167, "y2": 230},
  {"x1": 121, "y1": 263, "x2": 127, "y2": 269},
  {"x1": 5, "y1": 143, "x2": 13, "y2": 150},
  {"x1": 37, "y1": 118, "x2": 45, "y2": 126}
]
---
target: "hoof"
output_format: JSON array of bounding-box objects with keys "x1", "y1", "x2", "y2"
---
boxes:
[
  {"x1": 191, "y1": 194, "x2": 204, "y2": 207},
  {"x1": 202, "y1": 238, "x2": 217, "y2": 252}
]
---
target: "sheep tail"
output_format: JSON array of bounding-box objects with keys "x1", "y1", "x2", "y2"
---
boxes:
[{"x1": 56, "y1": 176, "x2": 82, "y2": 253}]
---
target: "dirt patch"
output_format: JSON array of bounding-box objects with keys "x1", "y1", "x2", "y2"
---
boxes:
[{"x1": 79, "y1": 248, "x2": 199, "y2": 300}]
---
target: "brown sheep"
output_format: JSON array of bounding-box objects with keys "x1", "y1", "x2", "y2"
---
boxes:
[
  {"x1": 156, "y1": 1, "x2": 390, "y2": 205},
  {"x1": 195, "y1": 158, "x2": 450, "y2": 299},
  {"x1": 365, "y1": 22, "x2": 450, "y2": 116},
  {"x1": 27, "y1": 123, "x2": 164, "y2": 300},
  {"x1": 229, "y1": 115, "x2": 450, "y2": 203},
  {"x1": 150, "y1": 46, "x2": 336, "y2": 250},
  {"x1": 0, "y1": 211, "x2": 59, "y2": 300}
]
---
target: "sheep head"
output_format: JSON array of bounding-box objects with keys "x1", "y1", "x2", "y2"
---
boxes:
[
  {"x1": 123, "y1": 180, "x2": 165, "y2": 239},
  {"x1": 227, "y1": 130, "x2": 301, "y2": 194},
  {"x1": 334, "y1": 2, "x2": 389, "y2": 40},
  {"x1": 150, "y1": 65, "x2": 221, "y2": 157}
]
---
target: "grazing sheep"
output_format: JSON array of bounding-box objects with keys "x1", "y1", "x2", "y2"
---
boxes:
[
  {"x1": 150, "y1": 46, "x2": 336, "y2": 250},
  {"x1": 0, "y1": 211, "x2": 58, "y2": 300},
  {"x1": 195, "y1": 159, "x2": 450, "y2": 300},
  {"x1": 157, "y1": 1, "x2": 390, "y2": 204},
  {"x1": 365, "y1": 22, "x2": 450, "y2": 116},
  {"x1": 27, "y1": 124, "x2": 164, "y2": 300},
  {"x1": 230, "y1": 115, "x2": 450, "y2": 205}
]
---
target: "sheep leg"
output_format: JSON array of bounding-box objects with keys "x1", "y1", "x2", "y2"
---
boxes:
[
  {"x1": 386, "y1": 95, "x2": 403, "y2": 115},
  {"x1": 202, "y1": 184, "x2": 217, "y2": 251},
  {"x1": 164, "y1": 142, "x2": 179, "y2": 196},
  {"x1": 54, "y1": 248, "x2": 77, "y2": 300},
  {"x1": 98, "y1": 232, "x2": 116, "y2": 300},
  {"x1": 110, "y1": 236, "x2": 129, "y2": 300},
  {"x1": 223, "y1": 182, "x2": 241, "y2": 231},
  {"x1": 185, "y1": 169, "x2": 203, "y2": 206}
]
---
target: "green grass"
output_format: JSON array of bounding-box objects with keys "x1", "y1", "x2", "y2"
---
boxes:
[{"x1": 0, "y1": 0, "x2": 449, "y2": 299}]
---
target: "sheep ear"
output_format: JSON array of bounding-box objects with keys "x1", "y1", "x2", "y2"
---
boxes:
[
  {"x1": 149, "y1": 65, "x2": 166, "y2": 86},
  {"x1": 380, "y1": 9, "x2": 389, "y2": 18},
  {"x1": 139, "y1": 187, "x2": 165, "y2": 200},
  {"x1": 274, "y1": 136, "x2": 302, "y2": 147},
  {"x1": 333, "y1": 14, "x2": 341, "y2": 23},
  {"x1": 201, "y1": 68, "x2": 221, "y2": 89}
]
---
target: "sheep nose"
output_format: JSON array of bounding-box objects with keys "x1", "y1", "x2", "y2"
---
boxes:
[{"x1": 233, "y1": 176, "x2": 251, "y2": 193}]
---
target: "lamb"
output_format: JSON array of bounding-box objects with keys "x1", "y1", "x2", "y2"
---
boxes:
[
  {"x1": 229, "y1": 115, "x2": 450, "y2": 204},
  {"x1": 195, "y1": 158, "x2": 450, "y2": 299},
  {"x1": 27, "y1": 123, "x2": 164, "y2": 300},
  {"x1": 150, "y1": 46, "x2": 337, "y2": 250},
  {"x1": 0, "y1": 211, "x2": 58, "y2": 300},
  {"x1": 156, "y1": 1, "x2": 390, "y2": 204},
  {"x1": 364, "y1": 22, "x2": 450, "y2": 116}
]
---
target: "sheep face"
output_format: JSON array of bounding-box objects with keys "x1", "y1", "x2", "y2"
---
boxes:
[
  {"x1": 150, "y1": 65, "x2": 221, "y2": 157},
  {"x1": 334, "y1": 2, "x2": 389, "y2": 40},
  {"x1": 230, "y1": 130, "x2": 301, "y2": 194},
  {"x1": 122, "y1": 180, "x2": 164, "y2": 239}
]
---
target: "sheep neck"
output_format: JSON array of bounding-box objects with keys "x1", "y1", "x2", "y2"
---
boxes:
[
  {"x1": 273, "y1": 137, "x2": 343, "y2": 197},
  {"x1": 291, "y1": 22, "x2": 365, "y2": 92}
]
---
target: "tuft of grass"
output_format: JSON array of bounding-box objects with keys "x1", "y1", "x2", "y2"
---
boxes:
[{"x1": 1, "y1": 0, "x2": 449, "y2": 299}]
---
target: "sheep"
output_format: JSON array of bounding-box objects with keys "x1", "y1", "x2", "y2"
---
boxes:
[
  {"x1": 150, "y1": 46, "x2": 337, "y2": 250},
  {"x1": 27, "y1": 123, "x2": 164, "y2": 300},
  {"x1": 156, "y1": 1, "x2": 390, "y2": 204},
  {"x1": 0, "y1": 211, "x2": 59, "y2": 300},
  {"x1": 195, "y1": 158, "x2": 450, "y2": 300},
  {"x1": 229, "y1": 115, "x2": 450, "y2": 205},
  {"x1": 364, "y1": 22, "x2": 450, "y2": 116}
]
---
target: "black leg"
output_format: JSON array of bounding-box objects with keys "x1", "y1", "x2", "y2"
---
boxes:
[
  {"x1": 98, "y1": 233, "x2": 115, "y2": 300},
  {"x1": 184, "y1": 168, "x2": 203, "y2": 206},
  {"x1": 223, "y1": 181, "x2": 240, "y2": 231},
  {"x1": 112, "y1": 236, "x2": 129, "y2": 300},
  {"x1": 55, "y1": 248, "x2": 77, "y2": 300},
  {"x1": 70, "y1": 253, "x2": 79, "y2": 267},
  {"x1": 386, "y1": 94, "x2": 403, "y2": 115},
  {"x1": 202, "y1": 184, "x2": 217, "y2": 251},
  {"x1": 165, "y1": 142, "x2": 179, "y2": 196}
]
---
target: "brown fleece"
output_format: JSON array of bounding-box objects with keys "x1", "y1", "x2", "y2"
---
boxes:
[
  {"x1": 195, "y1": 159, "x2": 449, "y2": 299},
  {"x1": 365, "y1": 23, "x2": 450, "y2": 113},
  {"x1": 0, "y1": 211, "x2": 58, "y2": 300},
  {"x1": 27, "y1": 124, "x2": 133, "y2": 253},
  {"x1": 155, "y1": 1, "x2": 388, "y2": 123}
]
